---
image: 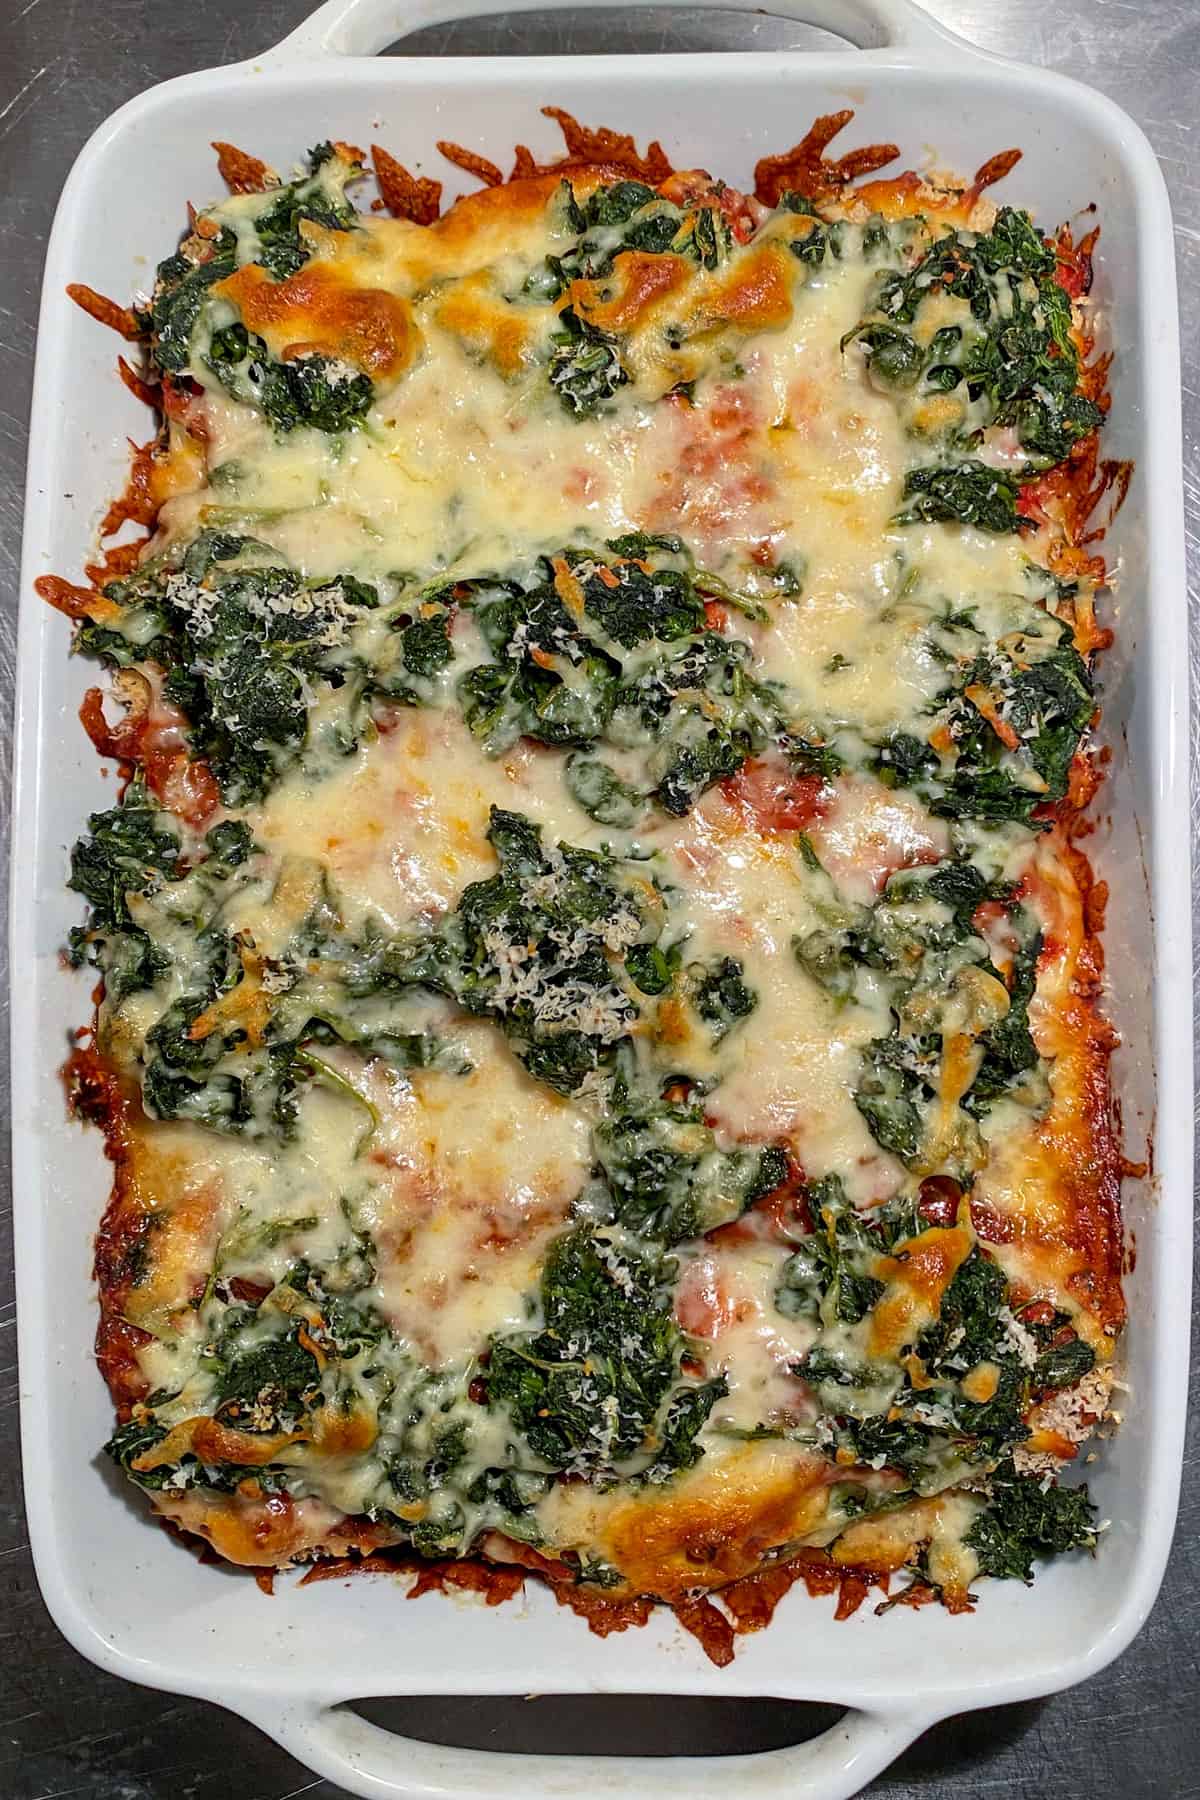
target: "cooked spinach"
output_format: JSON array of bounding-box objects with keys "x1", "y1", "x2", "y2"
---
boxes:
[
  {"x1": 917, "y1": 1250, "x2": 1007, "y2": 1370},
  {"x1": 641, "y1": 1375, "x2": 729, "y2": 1481},
  {"x1": 775, "y1": 1175, "x2": 913, "y2": 1328},
  {"x1": 371, "y1": 807, "x2": 663, "y2": 1095},
  {"x1": 575, "y1": 553, "x2": 706, "y2": 649},
  {"x1": 78, "y1": 542, "x2": 393, "y2": 804},
  {"x1": 585, "y1": 181, "x2": 659, "y2": 228},
  {"x1": 672, "y1": 206, "x2": 732, "y2": 271},
  {"x1": 456, "y1": 568, "x2": 619, "y2": 753},
  {"x1": 842, "y1": 321, "x2": 926, "y2": 389},
  {"x1": 777, "y1": 1218, "x2": 1088, "y2": 1491},
  {"x1": 549, "y1": 306, "x2": 628, "y2": 416},
  {"x1": 455, "y1": 544, "x2": 784, "y2": 816},
  {"x1": 965, "y1": 1459, "x2": 1097, "y2": 1581},
  {"x1": 962, "y1": 930, "x2": 1042, "y2": 1116},
  {"x1": 75, "y1": 814, "x2": 469, "y2": 1141},
  {"x1": 938, "y1": 627, "x2": 1093, "y2": 819},
  {"x1": 611, "y1": 634, "x2": 783, "y2": 816},
  {"x1": 778, "y1": 191, "x2": 852, "y2": 266},
  {"x1": 207, "y1": 323, "x2": 374, "y2": 434},
  {"x1": 623, "y1": 940, "x2": 678, "y2": 996},
  {"x1": 284, "y1": 1260, "x2": 389, "y2": 1357},
  {"x1": 839, "y1": 1413, "x2": 931, "y2": 1476},
  {"x1": 686, "y1": 954, "x2": 758, "y2": 1043},
  {"x1": 1033, "y1": 1336, "x2": 1096, "y2": 1391},
  {"x1": 68, "y1": 795, "x2": 181, "y2": 933},
  {"x1": 848, "y1": 207, "x2": 1102, "y2": 539},
  {"x1": 204, "y1": 818, "x2": 257, "y2": 868},
  {"x1": 565, "y1": 753, "x2": 643, "y2": 827},
  {"x1": 105, "y1": 1418, "x2": 173, "y2": 1488},
  {"x1": 398, "y1": 605, "x2": 454, "y2": 679},
  {"x1": 147, "y1": 145, "x2": 361, "y2": 376},
  {"x1": 871, "y1": 729, "x2": 940, "y2": 791},
  {"x1": 249, "y1": 142, "x2": 361, "y2": 280},
  {"x1": 795, "y1": 848, "x2": 1046, "y2": 1163},
  {"x1": 854, "y1": 1032, "x2": 931, "y2": 1162},
  {"x1": 842, "y1": 608, "x2": 1092, "y2": 829},
  {"x1": 142, "y1": 1038, "x2": 308, "y2": 1138},
  {"x1": 487, "y1": 1225, "x2": 708, "y2": 1475},
  {"x1": 149, "y1": 238, "x2": 237, "y2": 374},
  {"x1": 213, "y1": 1327, "x2": 323, "y2": 1430},
  {"x1": 593, "y1": 1092, "x2": 785, "y2": 1243},
  {"x1": 531, "y1": 178, "x2": 724, "y2": 308},
  {"x1": 894, "y1": 461, "x2": 1020, "y2": 532}
]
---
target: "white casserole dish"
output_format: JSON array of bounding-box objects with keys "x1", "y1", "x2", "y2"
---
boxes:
[{"x1": 12, "y1": 0, "x2": 1191, "y2": 1793}]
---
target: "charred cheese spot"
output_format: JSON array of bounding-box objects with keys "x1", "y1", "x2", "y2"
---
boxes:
[
  {"x1": 831, "y1": 1496, "x2": 941, "y2": 1568},
  {"x1": 214, "y1": 261, "x2": 418, "y2": 382},
  {"x1": 149, "y1": 435, "x2": 206, "y2": 508},
  {"x1": 427, "y1": 174, "x2": 578, "y2": 260},
  {"x1": 133, "y1": 1417, "x2": 303, "y2": 1470},
  {"x1": 311, "y1": 1406, "x2": 379, "y2": 1456},
  {"x1": 974, "y1": 834, "x2": 1125, "y2": 1339},
  {"x1": 187, "y1": 966, "x2": 272, "y2": 1050},
  {"x1": 960, "y1": 1361, "x2": 1002, "y2": 1404}
]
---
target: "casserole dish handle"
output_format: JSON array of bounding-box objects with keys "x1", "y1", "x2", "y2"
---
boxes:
[
  {"x1": 271, "y1": 0, "x2": 985, "y2": 60},
  {"x1": 243, "y1": 1695, "x2": 937, "y2": 1800}
]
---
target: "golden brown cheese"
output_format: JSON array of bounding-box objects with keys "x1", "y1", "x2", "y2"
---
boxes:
[
  {"x1": 213, "y1": 260, "x2": 418, "y2": 380},
  {"x1": 867, "y1": 1224, "x2": 974, "y2": 1360},
  {"x1": 971, "y1": 831, "x2": 1125, "y2": 1343},
  {"x1": 566, "y1": 250, "x2": 692, "y2": 335},
  {"x1": 542, "y1": 1444, "x2": 839, "y2": 1602},
  {"x1": 434, "y1": 272, "x2": 540, "y2": 377}
]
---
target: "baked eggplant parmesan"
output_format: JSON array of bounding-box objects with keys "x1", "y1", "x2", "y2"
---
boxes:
[{"x1": 48, "y1": 111, "x2": 1127, "y2": 1662}]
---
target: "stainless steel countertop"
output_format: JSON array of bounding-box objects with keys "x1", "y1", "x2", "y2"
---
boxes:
[{"x1": 1, "y1": 3, "x2": 1196, "y2": 1795}]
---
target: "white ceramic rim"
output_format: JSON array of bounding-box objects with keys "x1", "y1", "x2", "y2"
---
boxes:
[{"x1": 12, "y1": 2, "x2": 1191, "y2": 1795}]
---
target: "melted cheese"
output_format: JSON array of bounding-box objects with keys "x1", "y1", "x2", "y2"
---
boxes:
[
  {"x1": 639, "y1": 788, "x2": 900, "y2": 1198},
  {"x1": 158, "y1": 215, "x2": 1039, "y2": 625},
  {"x1": 539, "y1": 1440, "x2": 838, "y2": 1600},
  {"x1": 672, "y1": 1238, "x2": 817, "y2": 1428},
  {"x1": 212, "y1": 261, "x2": 419, "y2": 380},
  {"x1": 348, "y1": 1036, "x2": 590, "y2": 1364},
  {"x1": 868, "y1": 1225, "x2": 973, "y2": 1359},
  {"x1": 251, "y1": 704, "x2": 601, "y2": 937}
]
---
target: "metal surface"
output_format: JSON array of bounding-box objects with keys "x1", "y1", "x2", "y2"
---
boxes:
[{"x1": 0, "y1": 0, "x2": 1195, "y2": 1794}]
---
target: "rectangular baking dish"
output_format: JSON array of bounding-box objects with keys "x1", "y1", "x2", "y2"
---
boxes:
[{"x1": 12, "y1": 0, "x2": 1191, "y2": 1794}]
